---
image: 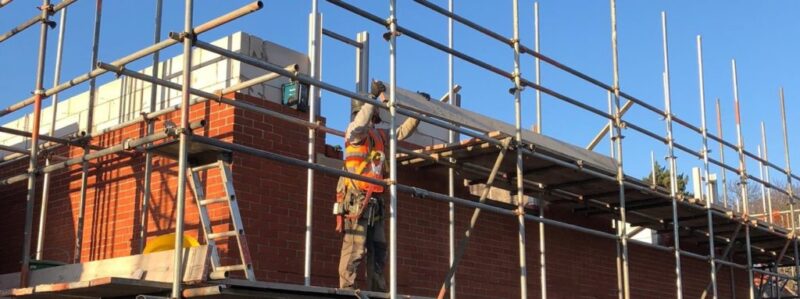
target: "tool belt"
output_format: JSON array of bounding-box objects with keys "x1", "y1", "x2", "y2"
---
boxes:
[{"x1": 334, "y1": 187, "x2": 383, "y2": 227}]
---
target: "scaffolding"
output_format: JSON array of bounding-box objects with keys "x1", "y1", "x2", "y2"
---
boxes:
[{"x1": 1, "y1": 0, "x2": 800, "y2": 298}]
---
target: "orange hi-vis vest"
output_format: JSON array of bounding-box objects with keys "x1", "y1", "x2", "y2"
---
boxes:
[{"x1": 343, "y1": 129, "x2": 386, "y2": 193}]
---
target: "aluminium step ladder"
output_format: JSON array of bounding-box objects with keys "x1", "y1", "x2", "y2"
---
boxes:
[
  {"x1": 149, "y1": 139, "x2": 255, "y2": 280},
  {"x1": 187, "y1": 155, "x2": 255, "y2": 280}
]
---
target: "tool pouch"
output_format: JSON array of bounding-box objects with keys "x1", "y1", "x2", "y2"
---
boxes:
[
  {"x1": 344, "y1": 189, "x2": 365, "y2": 217},
  {"x1": 366, "y1": 196, "x2": 383, "y2": 226}
]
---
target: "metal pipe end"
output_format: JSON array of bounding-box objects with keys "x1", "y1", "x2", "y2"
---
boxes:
[
  {"x1": 252, "y1": 1, "x2": 263, "y2": 10},
  {"x1": 208, "y1": 270, "x2": 229, "y2": 280},
  {"x1": 168, "y1": 31, "x2": 182, "y2": 41},
  {"x1": 96, "y1": 62, "x2": 122, "y2": 74},
  {"x1": 191, "y1": 119, "x2": 207, "y2": 130},
  {"x1": 289, "y1": 63, "x2": 299, "y2": 73},
  {"x1": 122, "y1": 138, "x2": 133, "y2": 150}
]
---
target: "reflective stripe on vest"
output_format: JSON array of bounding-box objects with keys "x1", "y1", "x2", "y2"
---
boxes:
[{"x1": 343, "y1": 129, "x2": 386, "y2": 193}]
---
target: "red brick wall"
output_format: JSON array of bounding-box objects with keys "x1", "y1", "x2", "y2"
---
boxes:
[
  {"x1": 0, "y1": 93, "x2": 749, "y2": 298},
  {"x1": 0, "y1": 96, "x2": 235, "y2": 267}
]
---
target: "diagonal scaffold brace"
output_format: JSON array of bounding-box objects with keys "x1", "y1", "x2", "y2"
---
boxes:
[{"x1": 436, "y1": 137, "x2": 512, "y2": 299}]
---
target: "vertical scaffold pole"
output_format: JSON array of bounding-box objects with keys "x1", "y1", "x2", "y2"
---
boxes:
[
  {"x1": 355, "y1": 32, "x2": 369, "y2": 94},
  {"x1": 36, "y1": 3, "x2": 67, "y2": 260},
  {"x1": 534, "y1": 4, "x2": 546, "y2": 297},
  {"x1": 650, "y1": 151, "x2": 657, "y2": 186},
  {"x1": 304, "y1": 0, "x2": 322, "y2": 286},
  {"x1": 21, "y1": 0, "x2": 51, "y2": 287},
  {"x1": 717, "y1": 95, "x2": 738, "y2": 298},
  {"x1": 696, "y1": 35, "x2": 717, "y2": 299},
  {"x1": 731, "y1": 59, "x2": 756, "y2": 299},
  {"x1": 534, "y1": 2, "x2": 542, "y2": 134},
  {"x1": 759, "y1": 122, "x2": 773, "y2": 224},
  {"x1": 660, "y1": 12, "x2": 683, "y2": 299},
  {"x1": 172, "y1": 0, "x2": 193, "y2": 297},
  {"x1": 778, "y1": 88, "x2": 800, "y2": 294},
  {"x1": 758, "y1": 146, "x2": 767, "y2": 220},
  {"x1": 75, "y1": 0, "x2": 103, "y2": 263},
  {"x1": 139, "y1": 0, "x2": 164, "y2": 254},
  {"x1": 715, "y1": 99, "x2": 731, "y2": 211},
  {"x1": 609, "y1": 1, "x2": 630, "y2": 298},
  {"x1": 388, "y1": 0, "x2": 399, "y2": 297},
  {"x1": 608, "y1": 92, "x2": 615, "y2": 160},
  {"x1": 511, "y1": 1, "x2": 528, "y2": 298},
  {"x1": 446, "y1": 0, "x2": 456, "y2": 297}
]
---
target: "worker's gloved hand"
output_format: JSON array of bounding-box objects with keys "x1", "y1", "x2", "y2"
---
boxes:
[
  {"x1": 416, "y1": 91, "x2": 431, "y2": 101},
  {"x1": 370, "y1": 80, "x2": 386, "y2": 99},
  {"x1": 335, "y1": 218, "x2": 343, "y2": 233}
]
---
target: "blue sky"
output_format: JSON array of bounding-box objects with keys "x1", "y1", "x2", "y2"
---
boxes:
[{"x1": 1, "y1": 0, "x2": 799, "y2": 190}]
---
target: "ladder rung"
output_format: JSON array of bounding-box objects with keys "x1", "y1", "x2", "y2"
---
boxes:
[
  {"x1": 192, "y1": 163, "x2": 219, "y2": 172},
  {"x1": 208, "y1": 230, "x2": 240, "y2": 240},
  {"x1": 199, "y1": 197, "x2": 228, "y2": 206},
  {"x1": 215, "y1": 264, "x2": 250, "y2": 272}
]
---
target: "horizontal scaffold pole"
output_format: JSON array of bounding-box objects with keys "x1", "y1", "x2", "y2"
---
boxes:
[
  {"x1": 0, "y1": 0, "x2": 77, "y2": 43},
  {"x1": 0, "y1": 0, "x2": 263, "y2": 119},
  {"x1": 96, "y1": 62, "x2": 345, "y2": 138},
  {"x1": 0, "y1": 120, "x2": 204, "y2": 186}
]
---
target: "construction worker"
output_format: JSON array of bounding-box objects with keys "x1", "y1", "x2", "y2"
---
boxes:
[{"x1": 334, "y1": 80, "x2": 421, "y2": 291}]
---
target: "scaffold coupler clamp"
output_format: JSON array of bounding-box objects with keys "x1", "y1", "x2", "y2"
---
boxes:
[
  {"x1": 140, "y1": 111, "x2": 158, "y2": 124},
  {"x1": 163, "y1": 120, "x2": 180, "y2": 138},
  {"x1": 32, "y1": 88, "x2": 45, "y2": 101},
  {"x1": 522, "y1": 143, "x2": 536, "y2": 154},
  {"x1": 513, "y1": 207, "x2": 525, "y2": 216},
  {"x1": 122, "y1": 138, "x2": 134, "y2": 150},
  {"x1": 98, "y1": 62, "x2": 124, "y2": 78},
  {"x1": 27, "y1": 167, "x2": 40, "y2": 177},
  {"x1": 507, "y1": 139, "x2": 518, "y2": 151},
  {"x1": 382, "y1": 18, "x2": 400, "y2": 41},
  {"x1": 213, "y1": 89, "x2": 225, "y2": 103},
  {"x1": 612, "y1": 116, "x2": 626, "y2": 138},
  {"x1": 410, "y1": 186, "x2": 427, "y2": 199},
  {"x1": 38, "y1": 3, "x2": 56, "y2": 27},
  {"x1": 37, "y1": 3, "x2": 54, "y2": 14},
  {"x1": 169, "y1": 30, "x2": 197, "y2": 43},
  {"x1": 508, "y1": 72, "x2": 524, "y2": 94}
]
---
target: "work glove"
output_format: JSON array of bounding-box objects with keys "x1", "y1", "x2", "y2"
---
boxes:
[
  {"x1": 416, "y1": 91, "x2": 431, "y2": 101},
  {"x1": 335, "y1": 192, "x2": 345, "y2": 233},
  {"x1": 335, "y1": 216, "x2": 344, "y2": 233},
  {"x1": 370, "y1": 80, "x2": 386, "y2": 100}
]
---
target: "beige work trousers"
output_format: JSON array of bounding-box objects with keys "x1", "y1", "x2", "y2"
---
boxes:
[{"x1": 338, "y1": 206, "x2": 387, "y2": 291}]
